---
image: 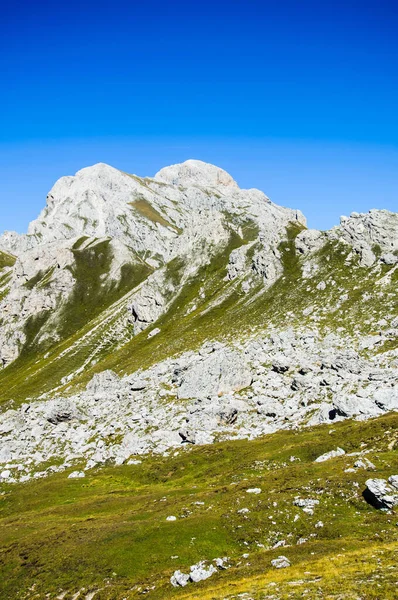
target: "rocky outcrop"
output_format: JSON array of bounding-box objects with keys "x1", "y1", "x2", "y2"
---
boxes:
[
  {"x1": 155, "y1": 159, "x2": 239, "y2": 189},
  {"x1": 271, "y1": 556, "x2": 291, "y2": 569},
  {"x1": 329, "y1": 210, "x2": 398, "y2": 266},
  {"x1": 170, "y1": 557, "x2": 229, "y2": 587},
  {"x1": 314, "y1": 448, "x2": 345, "y2": 462},
  {"x1": 363, "y1": 476, "x2": 398, "y2": 510}
]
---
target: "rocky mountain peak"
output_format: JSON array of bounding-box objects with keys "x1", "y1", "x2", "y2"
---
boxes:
[{"x1": 154, "y1": 159, "x2": 239, "y2": 189}]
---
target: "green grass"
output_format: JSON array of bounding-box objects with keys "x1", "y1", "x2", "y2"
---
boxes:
[
  {"x1": 130, "y1": 198, "x2": 182, "y2": 234},
  {"x1": 24, "y1": 266, "x2": 56, "y2": 290},
  {"x1": 1, "y1": 413, "x2": 398, "y2": 599},
  {"x1": 58, "y1": 239, "x2": 152, "y2": 339},
  {"x1": 0, "y1": 250, "x2": 16, "y2": 270}
]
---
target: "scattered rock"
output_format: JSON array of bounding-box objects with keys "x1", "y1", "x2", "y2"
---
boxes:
[
  {"x1": 68, "y1": 471, "x2": 85, "y2": 479},
  {"x1": 293, "y1": 498, "x2": 319, "y2": 516},
  {"x1": 148, "y1": 327, "x2": 161, "y2": 339},
  {"x1": 315, "y1": 447, "x2": 345, "y2": 462},
  {"x1": 354, "y1": 458, "x2": 376, "y2": 470},
  {"x1": 170, "y1": 559, "x2": 221, "y2": 587},
  {"x1": 271, "y1": 556, "x2": 291, "y2": 569}
]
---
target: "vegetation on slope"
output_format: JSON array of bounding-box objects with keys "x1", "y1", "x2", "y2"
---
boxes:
[
  {"x1": 0, "y1": 250, "x2": 16, "y2": 271},
  {"x1": 0, "y1": 226, "x2": 397, "y2": 408},
  {"x1": 59, "y1": 239, "x2": 152, "y2": 339},
  {"x1": 0, "y1": 240, "x2": 152, "y2": 406},
  {"x1": 130, "y1": 198, "x2": 182, "y2": 234},
  {"x1": 62, "y1": 226, "x2": 397, "y2": 387},
  {"x1": 1, "y1": 413, "x2": 398, "y2": 599}
]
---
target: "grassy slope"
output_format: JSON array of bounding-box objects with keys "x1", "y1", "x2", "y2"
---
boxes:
[
  {"x1": 0, "y1": 228, "x2": 397, "y2": 408},
  {"x1": 0, "y1": 240, "x2": 152, "y2": 407},
  {"x1": 0, "y1": 250, "x2": 16, "y2": 271},
  {"x1": 130, "y1": 198, "x2": 182, "y2": 234},
  {"x1": 1, "y1": 413, "x2": 398, "y2": 599},
  {"x1": 0, "y1": 251, "x2": 16, "y2": 304}
]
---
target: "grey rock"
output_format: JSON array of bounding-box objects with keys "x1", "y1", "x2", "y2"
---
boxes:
[
  {"x1": 68, "y1": 471, "x2": 85, "y2": 479},
  {"x1": 354, "y1": 458, "x2": 376, "y2": 470},
  {"x1": 315, "y1": 447, "x2": 345, "y2": 462},
  {"x1": 177, "y1": 349, "x2": 252, "y2": 400},
  {"x1": 271, "y1": 556, "x2": 291, "y2": 569},
  {"x1": 364, "y1": 477, "x2": 398, "y2": 510},
  {"x1": 373, "y1": 388, "x2": 398, "y2": 411},
  {"x1": 189, "y1": 561, "x2": 217, "y2": 583},
  {"x1": 170, "y1": 570, "x2": 190, "y2": 587}
]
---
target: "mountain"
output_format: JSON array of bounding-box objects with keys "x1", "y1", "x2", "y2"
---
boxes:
[{"x1": 0, "y1": 159, "x2": 398, "y2": 599}]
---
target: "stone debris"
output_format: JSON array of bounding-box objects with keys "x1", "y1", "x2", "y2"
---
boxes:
[
  {"x1": 170, "y1": 558, "x2": 228, "y2": 587},
  {"x1": 271, "y1": 556, "x2": 291, "y2": 569},
  {"x1": 1, "y1": 327, "x2": 398, "y2": 482},
  {"x1": 293, "y1": 498, "x2": 319, "y2": 516}
]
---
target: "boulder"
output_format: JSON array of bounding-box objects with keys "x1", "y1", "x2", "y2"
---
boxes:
[
  {"x1": 177, "y1": 349, "x2": 252, "y2": 400},
  {"x1": 271, "y1": 556, "x2": 291, "y2": 569},
  {"x1": 314, "y1": 447, "x2": 345, "y2": 463},
  {"x1": 68, "y1": 471, "x2": 85, "y2": 479},
  {"x1": 170, "y1": 570, "x2": 190, "y2": 587},
  {"x1": 363, "y1": 477, "x2": 398, "y2": 510},
  {"x1": 189, "y1": 561, "x2": 217, "y2": 583}
]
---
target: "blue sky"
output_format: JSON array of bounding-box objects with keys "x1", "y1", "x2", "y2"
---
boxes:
[{"x1": 1, "y1": 0, "x2": 397, "y2": 232}]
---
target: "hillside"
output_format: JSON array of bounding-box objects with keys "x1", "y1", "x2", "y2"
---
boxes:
[
  {"x1": 0, "y1": 159, "x2": 397, "y2": 599},
  {"x1": 1, "y1": 414, "x2": 398, "y2": 599}
]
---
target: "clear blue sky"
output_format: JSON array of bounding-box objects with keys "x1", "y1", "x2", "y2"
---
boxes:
[{"x1": 1, "y1": 0, "x2": 397, "y2": 232}]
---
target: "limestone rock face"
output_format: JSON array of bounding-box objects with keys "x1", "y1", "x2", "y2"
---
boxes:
[
  {"x1": 329, "y1": 210, "x2": 398, "y2": 266},
  {"x1": 0, "y1": 160, "x2": 305, "y2": 367}
]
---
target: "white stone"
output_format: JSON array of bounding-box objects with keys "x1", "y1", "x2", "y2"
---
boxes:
[
  {"x1": 314, "y1": 447, "x2": 345, "y2": 462},
  {"x1": 68, "y1": 471, "x2": 85, "y2": 479},
  {"x1": 271, "y1": 556, "x2": 291, "y2": 569}
]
